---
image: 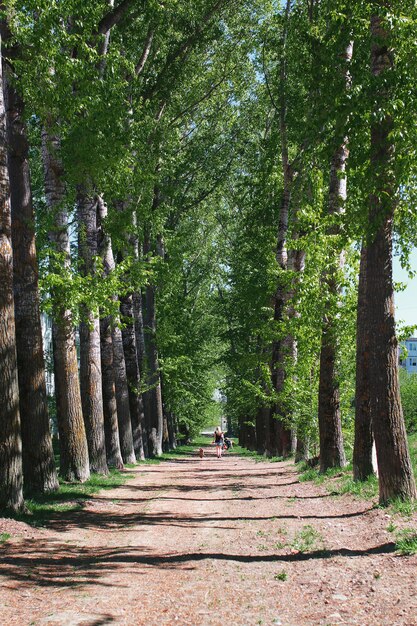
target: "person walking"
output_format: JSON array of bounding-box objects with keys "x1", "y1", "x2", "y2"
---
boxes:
[{"x1": 213, "y1": 426, "x2": 224, "y2": 458}]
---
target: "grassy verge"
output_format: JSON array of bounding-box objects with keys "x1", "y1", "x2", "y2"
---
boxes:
[
  {"x1": 221, "y1": 441, "x2": 286, "y2": 463},
  {"x1": 138, "y1": 436, "x2": 285, "y2": 463},
  {"x1": 297, "y1": 434, "x2": 417, "y2": 513},
  {"x1": 11, "y1": 468, "x2": 132, "y2": 527}
]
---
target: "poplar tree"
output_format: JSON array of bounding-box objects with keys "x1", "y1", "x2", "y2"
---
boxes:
[{"x1": 0, "y1": 33, "x2": 24, "y2": 512}]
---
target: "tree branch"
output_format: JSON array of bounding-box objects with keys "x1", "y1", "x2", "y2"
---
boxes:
[
  {"x1": 135, "y1": 26, "x2": 154, "y2": 76},
  {"x1": 96, "y1": 0, "x2": 138, "y2": 35},
  {"x1": 143, "y1": 0, "x2": 232, "y2": 101},
  {"x1": 169, "y1": 74, "x2": 227, "y2": 125}
]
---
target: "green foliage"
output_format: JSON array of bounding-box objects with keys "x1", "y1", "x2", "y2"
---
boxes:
[
  {"x1": 0, "y1": 533, "x2": 11, "y2": 544},
  {"x1": 13, "y1": 469, "x2": 131, "y2": 527},
  {"x1": 332, "y1": 474, "x2": 379, "y2": 500},
  {"x1": 399, "y1": 369, "x2": 417, "y2": 433},
  {"x1": 274, "y1": 570, "x2": 288, "y2": 581},
  {"x1": 395, "y1": 529, "x2": 417, "y2": 555},
  {"x1": 298, "y1": 464, "x2": 348, "y2": 485},
  {"x1": 5, "y1": 0, "x2": 417, "y2": 467},
  {"x1": 389, "y1": 498, "x2": 417, "y2": 518}
]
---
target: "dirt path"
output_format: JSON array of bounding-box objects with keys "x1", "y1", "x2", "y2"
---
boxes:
[{"x1": 1, "y1": 448, "x2": 416, "y2": 626}]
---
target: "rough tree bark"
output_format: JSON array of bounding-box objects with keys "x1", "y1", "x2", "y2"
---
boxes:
[
  {"x1": 353, "y1": 247, "x2": 374, "y2": 480},
  {"x1": 166, "y1": 410, "x2": 177, "y2": 450},
  {"x1": 5, "y1": 68, "x2": 58, "y2": 494},
  {"x1": 133, "y1": 288, "x2": 150, "y2": 455},
  {"x1": 96, "y1": 196, "x2": 135, "y2": 465},
  {"x1": 0, "y1": 35, "x2": 25, "y2": 511},
  {"x1": 115, "y1": 203, "x2": 146, "y2": 461},
  {"x1": 41, "y1": 125, "x2": 89, "y2": 482},
  {"x1": 77, "y1": 190, "x2": 108, "y2": 474},
  {"x1": 143, "y1": 279, "x2": 164, "y2": 457},
  {"x1": 113, "y1": 325, "x2": 136, "y2": 464},
  {"x1": 96, "y1": 197, "x2": 123, "y2": 468},
  {"x1": 120, "y1": 292, "x2": 146, "y2": 460},
  {"x1": 366, "y1": 7, "x2": 416, "y2": 504},
  {"x1": 255, "y1": 405, "x2": 267, "y2": 455},
  {"x1": 99, "y1": 313, "x2": 124, "y2": 469}
]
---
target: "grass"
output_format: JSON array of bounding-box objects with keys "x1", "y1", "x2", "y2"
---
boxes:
[
  {"x1": 395, "y1": 528, "x2": 417, "y2": 555},
  {"x1": 387, "y1": 434, "x2": 417, "y2": 516},
  {"x1": 274, "y1": 570, "x2": 288, "y2": 581},
  {"x1": 140, "y1": 436, "x2": 286, "y2": 464},
  {"x1": 332, "y1": 474, "x2": 379, "y2": 499},
  {"x1": 227, "y1": 442, "x2": 284, "y2": 463},
  {"x1": 291, "y1": 525, "x2": 326, "y2": 553},
  {"x1": 0, "y1": 533, "x2": 11, "y2": 544},
  {"x1": 297, "y1": 434, "x2": 417, "y2": 510},
  {"x1": 298, "y1": 463, "x2": 348, "y2": 486},
  {"x1": 13, "y1": 468, "x2": 132, "y2": 527},
  {"x1": 388, "y1": 497, "x2": 417, "y2": 517}
]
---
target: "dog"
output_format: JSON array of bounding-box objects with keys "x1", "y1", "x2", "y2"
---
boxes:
[{"x1": 199, "y1": 447, "x2": 204, "y2": 458}]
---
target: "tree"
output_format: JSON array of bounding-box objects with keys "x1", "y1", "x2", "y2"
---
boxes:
[
  {"x1": 0, "y1": 33, "x2": 25, "y2": 511},
  {"x1": 353, "y1": 247, "x2": 374, "y2": 480},
  {"x1": 77, "y1": 189, "x2": 108, "y2": 475},
  {"x1": 42, "y1": 125, "x2": 90, "y2": 482},
  {"x1": 5, "y1": 61, "x2": 58, "y2": 494},
  {"x1": 97, "y1": 196, "x2": 136, "y2": 465},
  {"x1": 366, "y1": 1, "x2": 416, "y2": 504},
  {"x1": 317, "y1": 40, "x2": 353, "y2": 473}
]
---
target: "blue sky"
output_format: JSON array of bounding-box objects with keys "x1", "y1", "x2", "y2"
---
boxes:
[{"x1": 394, "y1": 248, "x2": 417, "y2": 332}]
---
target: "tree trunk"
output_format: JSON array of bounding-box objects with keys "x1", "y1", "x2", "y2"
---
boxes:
[
  {"x1": 246, "y1": 421, "x2": 257, "y2": 451},
  {"x1": 143, "y1": 280, "x2": 164, "y2": 457},
  {"x1": 100, "y1": 313, "x2": 124, "y2": 469},
  {"x1": 143, "y1": 226, "x2": 164, "y2": 458},
  {"x1": 162, "y1": 415, "x2": 170, "y2": 452},
  {"x1": 267, "y1": 0, "x2": 294, "y2": 458},
  {"x1": 5, "y1": 67, "x2": 58, "y2": 494},
  {"x1": 318, "y1": 332, "x2": 346, "y2": 471},
  {"x1": 353, "y1": 246, "x2": 374, "y2": 480},
  {"x1": 295, "y1": 435, "x2": 309, "y2": 463},
  {"x1": 133, "y1": 289, "x2": 149, "y2": 456},
  {"x1": 255, "y1": 406, "x2": 267, "y2": 454},
  {"x1": 120, "y1": 293, "x2": 146, "y2": 460},
  {"x1": 367, "y1": 8, "x2": 416, "y2": 504},
  {"x1": 317, "y1": 41, "x2": 352, "y2": 473},
  {"x1": 0, "y1": 37, "x2": 25, "y2": 512},
  {"x1": 41, "y1": 125, "x2": 89, "y2": 482},
  {"x1": 96, "y1": 195, "x2": 135, "y2": 465},
  {"x1": 268, "y1": 178, "x2": 292, "y2": 458},
  {"x1": 167, "y1": 410, "x2": 176, "y2": 450},
  {"x1": 112, "y1": 324, "x2": 136, "y2": 464},
  {"x1": 317, "y1": 138, "x2": 348, "y2": 471},
  {"x1": 77, "y1": 190, "x2": 108, "y2": 475}
]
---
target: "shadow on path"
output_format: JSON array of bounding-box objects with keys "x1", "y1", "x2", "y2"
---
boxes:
[{"x1": 0, "y1": 539, "x2": 398, "y2": 591}]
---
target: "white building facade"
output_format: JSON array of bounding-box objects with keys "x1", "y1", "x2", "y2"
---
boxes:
[{"x1": 400, "y1": 337, "x2": 417, "y2": 374}]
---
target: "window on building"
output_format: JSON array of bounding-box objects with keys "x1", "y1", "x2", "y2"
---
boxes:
[{"x1": 413, "y1": 360, "x2": 417, "y2": 367}]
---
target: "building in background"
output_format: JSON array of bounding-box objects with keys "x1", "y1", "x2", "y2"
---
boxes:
[{"x1": 400, "y1": 337, "x2": 417, "y2": 374}]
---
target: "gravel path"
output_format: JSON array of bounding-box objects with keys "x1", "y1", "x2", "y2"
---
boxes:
[{"x1": 1, "y1": 448, "x2": 416, "y2": 625}]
